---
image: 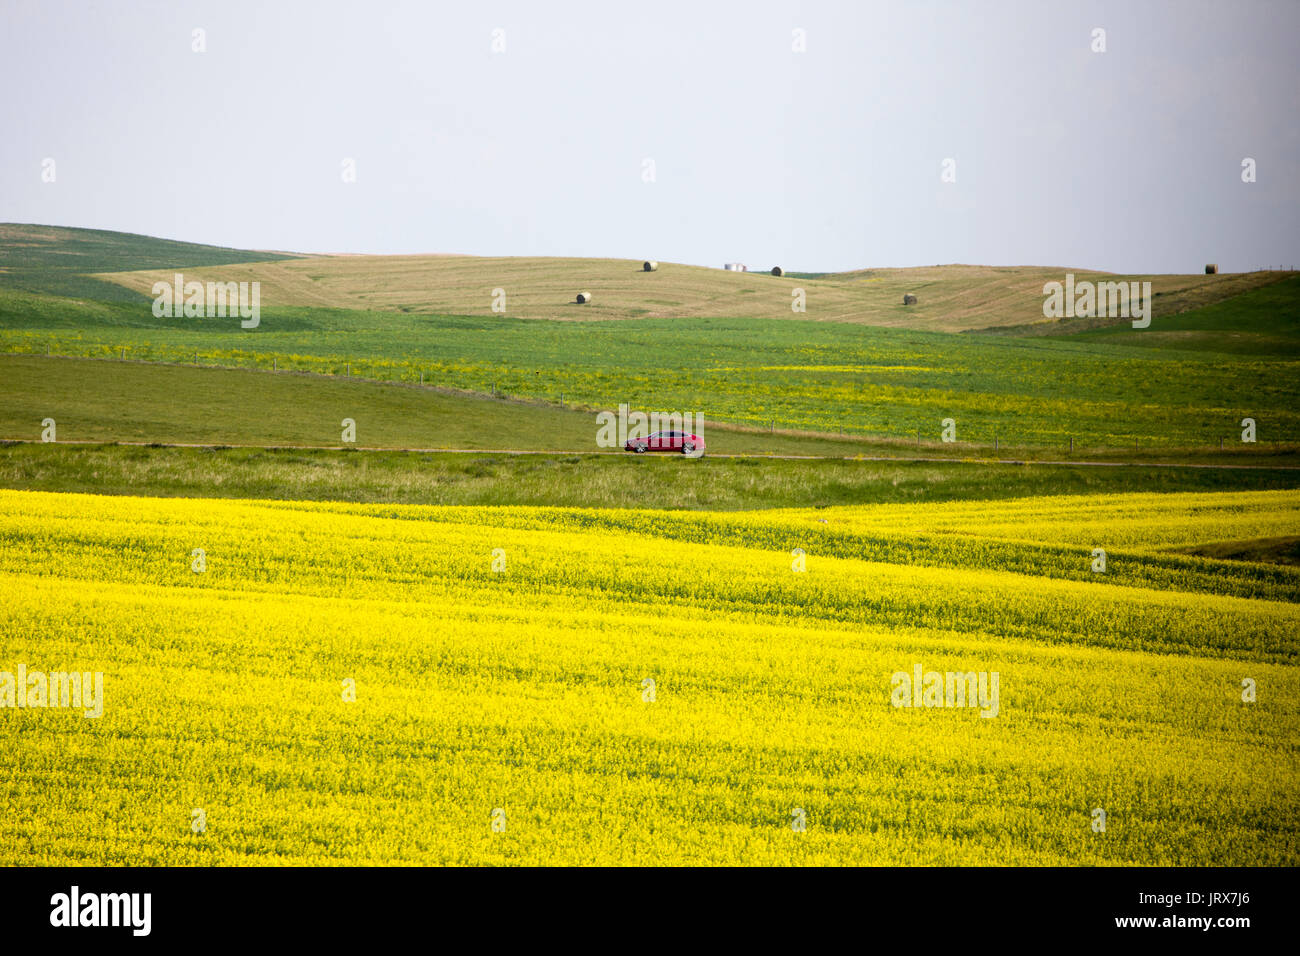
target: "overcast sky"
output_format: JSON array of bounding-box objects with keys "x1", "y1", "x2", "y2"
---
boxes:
[{"x1": 2, "y1": 0, "x2": 1297, "y2": 273}]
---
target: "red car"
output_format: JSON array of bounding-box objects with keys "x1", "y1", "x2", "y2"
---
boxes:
[{"x1": 625, "y1": 431, "x2": 706, "y2": 456}]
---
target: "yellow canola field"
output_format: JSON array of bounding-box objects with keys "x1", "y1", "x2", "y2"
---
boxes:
[{"x1": 0, "y1": 489, "x2": 1296, "y2": 865}]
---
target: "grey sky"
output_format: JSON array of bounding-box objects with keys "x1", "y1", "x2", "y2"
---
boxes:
[{"x1": 2, "y1": 0, "x2": 1297, "y2": 273}]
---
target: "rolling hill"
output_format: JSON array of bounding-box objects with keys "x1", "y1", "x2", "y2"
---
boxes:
[
  {"x1": 3, "y1": 223, "x2": 1291, "y2": 332},
  {"x1": 2, "y1": 224, "x2": 1298, "y2": 450},
  {"x1": 0, "y1": 223, "x2": 297, "y2": 301},
  {"x1": 93, "y1": 252, "x2": 1291, "y2": 332}
]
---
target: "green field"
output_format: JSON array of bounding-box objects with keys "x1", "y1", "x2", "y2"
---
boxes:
[
  {"x1": 0, "y1": 355, "x2": 881, "y2": 457},
  {"x1": 7, "y1": 356, "x2": 1300, "y2": 468},
  {"x1": 1059, "y1": 275, "x2": 1300, "y2": 355},
  {"x1": 3, "y1": 225, "x2": 1298, "y2": 451},
  {"x1": 4, "y1": 442, "x2": 1298, "y2": 511},
  {"x1": 4, "y1": 291, "x2": 1299, "y2": 450},
  {"x1": 0, "y1": 223, "x2": 295, "y2": 301}
]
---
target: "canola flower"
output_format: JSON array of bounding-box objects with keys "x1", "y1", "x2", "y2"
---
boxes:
[{"x1": 0, "y1": 489, "x2": 1296, "y2": 865}]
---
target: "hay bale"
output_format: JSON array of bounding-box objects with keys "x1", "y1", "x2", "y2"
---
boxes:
[
  {"x1": 1205, "y1": 264, "x2": 1218, "y2": 274},
  {"x1": 643, "y1": 260, "x2": 658, "y2": 272},
  {"x1": 903, "y1": 294, "x2": 917, "y2": 305},
  {"x1": 771, "y1": 266, "x2": 783, "y2": 276},
  {"x1": 576, "y1": 291, "x2": 592, "y2": 304}
]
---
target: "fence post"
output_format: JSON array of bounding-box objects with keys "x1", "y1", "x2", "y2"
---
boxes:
[{"x1": 1069, "y1": 436, "x2": 1073, "y2": 453}]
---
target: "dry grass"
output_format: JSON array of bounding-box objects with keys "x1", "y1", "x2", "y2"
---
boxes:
[{"x1": 94, "y1": 257, "x2": 1293, "y2": 332}]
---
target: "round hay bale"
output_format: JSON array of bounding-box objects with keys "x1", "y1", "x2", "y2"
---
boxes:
[
  {"x1": 643, "y1": 260, "x2": 658, "y2": 272},
  {"x1": 903, "y1": 294, "x2": 917, "y2": 305},
  {"x1": 576, "y1": 291, "x2": 592, "y2": 304},
  {"x1": 771, "y1": 266, "x2": 783, "y2": 276},
  {"x1": 1205, "y1": 264, "x2": 1218, "y2": 274}
]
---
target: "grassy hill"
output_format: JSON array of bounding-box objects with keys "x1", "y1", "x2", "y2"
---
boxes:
[
  {"x1": 1054, "y1": 274, "x2": 1300, "y2": 355},
  {"x1": 2, "y1": 222, "x2": 1289, "y2": 332},
  {"x1": 3, "y1": 224, "x2": 1298, "y2": 450},
  {"x1": 93, "y1": 253, "x2": 1291, "y2": 332},
  {"x1": 0, "y1": 223, "x2": 297, "y2": 301}
]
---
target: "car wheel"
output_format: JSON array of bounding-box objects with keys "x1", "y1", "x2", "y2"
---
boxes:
[
  {"x1": 633, "y1": 443, "x2": 647, "y2": 454},
  {"x1": 682, "y1": 442, "x2": 696, "y2": 455}
]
